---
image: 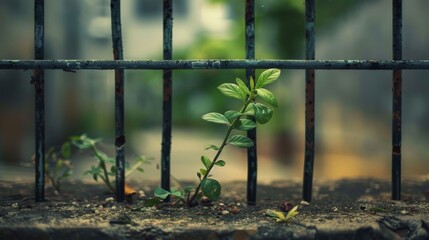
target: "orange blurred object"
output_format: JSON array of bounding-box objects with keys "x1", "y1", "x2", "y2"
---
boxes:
[{"x1": 124, "y1": 182, "x2": 137, "y2": 196}]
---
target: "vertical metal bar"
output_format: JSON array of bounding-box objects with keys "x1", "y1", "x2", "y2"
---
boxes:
[
  {"x1": 245, "y1": 0, "x2": 257, "y2": 205},
  {"x1": 34, "y1": 0, "x2": 45, "y2": 202},
  {"x1": 110, "y1": 0, "x2": 125, "y2": 202},
  {"x1": 392, "y1": 0, "x2": 402, "y2": 200},
  {"x1": 161, "y1": 0, "x2": 173, "y2": 199},
  {"x1": 303, "y1": 0, "x2": 315, "y2": 202}
]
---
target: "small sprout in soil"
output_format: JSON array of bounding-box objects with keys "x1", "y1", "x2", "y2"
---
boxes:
[
  {"x1": 154, "y1": 69, "x2": 281, "y2": 207},
  {"x1": 267, "y1": 205, "x2": 299, "y2": 223},
  {"x1": 33, "y1": 140, "x2": 73, "y2": 193},
  {"x1": 70, "y1": 134, "x2": 152, "y2": 194}
]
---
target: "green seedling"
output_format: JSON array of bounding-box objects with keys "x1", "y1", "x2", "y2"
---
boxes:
[
  {"x1": 38, "y1": 141, "x2": 73, "y2": 193},
  {"x1": 70, "y1": 134, "x2": 151, "y2": 194},
  {"x1": 267, "y1": 205, "x2": 299, "y2": 223},
  {"x1": 155, "y1": 68, "x2": 281, "y2": 206}
]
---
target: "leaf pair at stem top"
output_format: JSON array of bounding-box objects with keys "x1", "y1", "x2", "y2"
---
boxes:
[{"x1": 155, "y1": 68, "x2": 281, "y2": 206}]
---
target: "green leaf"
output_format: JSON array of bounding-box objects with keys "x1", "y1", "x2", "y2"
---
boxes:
[
  {"x1": 235, "y1": 78, "x2": 250, "y2": 95},
  {"x1": 183, "y1": 186, "x2": 194, "y2": 194},
  {"x1": 244, "y1": 103, "x2": 255, "y2": 116},
  {"x1": 255, "y1": 68, "x2": 280, "y2": 89},
  {"x1": 266, "y1": 210, "x2": 286, "y2": 220},
  {"x1": 256, "y1": 88, "x2": 278, "y2": 108},
  {"x1": 201, "y1": 156, "x2": 212, "y2": 170},
  {"x1": 236, "y1": 119, "x2": 257, "y2": 131},
  {"x1": 202, "y1": 112, "x2": 230, "y2": 125},
  {"x1": 154, "y1": 187, "x2": 171, "y2": 199},
  {"x1": 70, "y1": 134, "x2": 101, "y2": 149},
  {"x1": 218, "y1": 83, "x2": 246, "y2": 100},
  {"x1": 55, "y1": 159, "x2": 63, "y2": 170},
  {"x1": 214, "y1": 160, "x2": 226, "y2": 167},
  {"x1": 204, "y1": 145, "x2": 219, "y2": 151},
  {"x1": 253, "y1": 103, "x2": 273, "y2": 124},
  {"x1": 227, "y1": 135, "x2": 254, "y2": 148},
  {"x1": 95, "y1": 150, "x2": 115, "y2": 164},
  {"x1": 285, "y1": 206, "x2": 299, "y2": 221},
  {"x1": 71, "y1": 140, "x2": 92, "y2": 149},
  {"x1": 170, "y1": 189, "x2": 184, "y2": 199},
  {"x1": 201, "y1": 178, "x2": 221, "y2": 201},
  {"x1": 200, "y1": 168, "x2": 207, "y2": 176},
  {"x1": 144, "y1": 198, "x2": 162, "y2": 207},
  {"x1": 250, "y1": 76, "x2": 255, "y2": 90},
  {"x1": 61, "y1": 142, "x2": 71, "y2": 158},
  {"x1": 224, "y1": 110, "x2": 242, "y2": 122}
]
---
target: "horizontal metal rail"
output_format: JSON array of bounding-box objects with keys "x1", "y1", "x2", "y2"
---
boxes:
[{"x1": 1, "y1": 59, "x2": 429, "y2": 70}]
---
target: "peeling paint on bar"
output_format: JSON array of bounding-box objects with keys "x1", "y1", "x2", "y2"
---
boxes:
[
  {"x1": 1, "y1": 59, "x2": 429, "y2": 70},
  {"x1": 303, "y1": 0, "x2": 315, "y2": 202},
  {"x1": 161, "y1": 0, "x2": 173, "y2": 201},
  {"x1": 392, "y1": 0, "x2": 402, "y2": 201},
  {"x1": 34, "y1": 0, "x2": 45, "y2": 202},
  {"x1": 245, "y1": 0, "x2": 257, "y2": 205},
  {"x1": 111, "y1": 0, "x2": 126, "y2": 202}
]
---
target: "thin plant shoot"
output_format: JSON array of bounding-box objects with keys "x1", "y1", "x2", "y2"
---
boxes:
[{"x1": 154, "y1": 68, "x2": 281, "y2": 206}]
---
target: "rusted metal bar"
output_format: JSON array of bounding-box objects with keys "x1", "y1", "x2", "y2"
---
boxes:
[
  {"x1": 392, "y1": 0, "x2": 402, "y2": 201},
  {"x1": 245, "y1": 0, "x2": 257, "y2": 205},
  {"x1": 33, "y1": 0, "x2": 45, "y2": 202},
  {"x1": 303, "y1": 0, "x2": 315, "y2": 202},
  {"x1": 111, "y1": 0, "x2": 125, "y2": 202},
  {"x1": 161, "y1": 0, "x2": 173, "y2": 200},
  {"x1": 2, "y1": 59, "x2": 429, "y2": 70}
]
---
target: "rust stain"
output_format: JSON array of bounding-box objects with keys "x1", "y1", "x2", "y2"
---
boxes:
[
  {"x1": 115, "y1": 135, "x2": 125, "y2": 148},
  {"x1": 393, "y1": 70, "x2": 402, "y2": 96},
  {"x1": 305, "y1": 69, "x2": 315, "y2": 127},
  {"x1": 393, "y1": 111, "x2": 401, "y2": 120},
  {"x1": 392, "y1": 145, "x2": 401, "y2": 155}
]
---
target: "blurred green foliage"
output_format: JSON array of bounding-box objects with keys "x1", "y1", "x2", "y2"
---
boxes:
[{"x1": 125, "y1": 0, "x2": 368, "y2": 132}]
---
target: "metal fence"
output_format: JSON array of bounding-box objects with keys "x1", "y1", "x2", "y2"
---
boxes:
[{"x1": 0, "y1": 0, "x2": 427, "y2": 204}]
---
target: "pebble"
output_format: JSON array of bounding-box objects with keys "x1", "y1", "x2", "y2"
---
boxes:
[
  {"x1": 12, "y1": 203, "x2": 19, "y2": 209},
  {"x1": 111, "y1": 206, "x2": 117, "y2": 210},
  {"x1": 332, "y1": 207, "x2": 338, "y2": 212},
  {"x1": 219, "y1": 203, "x2": 225, "y2": 207},
  {"x1": 231, "y1": 206, "x2": 240, "y2": 214},
  {"x1": 138, "y1": 190, "x2": 145, "y2": 198},
  {"x1": 401, "y1": 210, "x2": 409, "y2": 215},
  {"x1": 85, "y1": 204, "x2": 91, "y2": 208},
  {"x1": 300, "y1": 200, "x2": 310, "y2": 206},
  {"x1": 105, "y1": 197, "x2": 115, "y2": 203},
  {"x1": 221, "y1": 210, "x2": 229, "y2": 215},
  {"x1": 236, "y1": 203, "x2": 241, "y2": 206},
  {"x1": 94, "y1": 209, "x2": 100, "y2": 214}
]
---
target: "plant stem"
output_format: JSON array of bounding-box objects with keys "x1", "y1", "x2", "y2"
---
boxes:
[
  {"x1": 187, "y1": 95, "x2": 254, "y2": 206},
  {"x1": 91, "y1": 145, "x2": 115, "y2": 193}
]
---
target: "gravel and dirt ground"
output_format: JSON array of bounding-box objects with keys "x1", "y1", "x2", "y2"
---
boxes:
[{"x1": 1, "y1": 178, "x2": 429, "y2": 239}]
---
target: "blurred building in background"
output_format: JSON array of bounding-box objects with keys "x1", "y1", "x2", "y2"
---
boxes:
[{"x1": 0, "y1": 0, "x2": 428, "y2": 181}]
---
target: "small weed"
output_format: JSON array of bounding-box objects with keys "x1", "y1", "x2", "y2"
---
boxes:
[
  {"x1": 266, "y1": 205, "x2": 299, "y2": 223},
  {"x1": 32, "y1": 141, "x2": 73, "y2": 193},
  {"x1": 154, "y1": 69, "x2": 281, "y2": 206},
  {"x1": 70, "y1": 134, "x2": 151, "y2": 194}
]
